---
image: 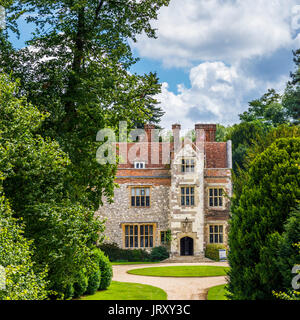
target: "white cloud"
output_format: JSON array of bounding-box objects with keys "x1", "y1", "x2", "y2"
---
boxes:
[
  {"x1": 132, "y1": 0, "x2": 299, "y2": 67},
  {"x1": 156, "y1": 61, "x2": 288, "y2": 130}
]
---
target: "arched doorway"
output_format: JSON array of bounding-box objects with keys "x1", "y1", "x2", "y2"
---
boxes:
[{"x1": 180, "y1": 237, "x2": 194, "y2": 256}]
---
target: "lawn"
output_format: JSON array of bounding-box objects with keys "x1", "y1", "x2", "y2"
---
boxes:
[
  {"x1": 127, "y1": 266, "x2": 230, "y2": 277},
  {"x1": 80, "y1": 281, "x2": 167, "y2": 300},
  {"x1": 111, "y1": 261, "x2": 160, "y2": 265},
  {"x1": 206, "y1": 284, "x2": 229, "y2": 300}
]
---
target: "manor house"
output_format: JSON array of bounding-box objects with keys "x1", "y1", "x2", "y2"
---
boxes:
[{"x1": 96, "y1": 123, "x2": 232, "y2": 259}]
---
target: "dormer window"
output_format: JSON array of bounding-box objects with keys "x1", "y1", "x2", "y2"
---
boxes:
[
  {"x1": 181, "y1": 159, "x2": 195, "y2": 173},
  {"x1": 134, "y1": 162, "x2": 145, "y2": 169}
]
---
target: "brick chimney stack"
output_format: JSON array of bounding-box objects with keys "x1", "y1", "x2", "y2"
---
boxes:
[
  {"x1": 195, "y1": 124, "x2": 216, "y2": 142},
  {"x1": 172, "y1": 124, "x2": 181, "y2": 153},
  {"x1": 144, "y1": 124, "x2": 155, "y2": 142}
]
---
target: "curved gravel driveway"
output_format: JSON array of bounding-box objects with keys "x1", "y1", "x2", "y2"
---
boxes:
[{"x1": 112, "y1": 262, "x2": 229, "y2": 300}]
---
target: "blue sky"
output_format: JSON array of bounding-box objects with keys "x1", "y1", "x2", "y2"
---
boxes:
[{"x1": 6, "y1": 0, "x2": 300, "y2": 131}]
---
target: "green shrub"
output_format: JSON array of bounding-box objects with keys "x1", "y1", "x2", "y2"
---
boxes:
[
  {"x1": 93, "y1": 248, "x2": 113, "y2": 290},
  {"x1": 150, "y1": 246, "x2": 169, "y2": 261},
  {"x1": 99, "y1": 242, "x2": 121, "y2": 261},
  {"x1": 63, "y1": 283, "x2": 74, "y2": 300},
  {"x1": 98, "y1": 252, "x2": 113, "y2": 290},
  {"x1": 99, "y1": 242, "x2": 151, "y2": 262},
  {"x1": 205, "y1": 244, "x2": 227, "y2": 261},
  {"x1": 86, "y1": 269, "x2": 101, "y2": 295},
  {"x1": 73, "y1": 270, "x2": 88, "y2": 298}
]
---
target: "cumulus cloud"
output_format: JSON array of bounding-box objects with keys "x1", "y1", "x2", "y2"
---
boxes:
[
  {"x1": 132, "y1": 0, "x2": 299, "y2": 67},
  {"x1": 130, "y1": 0, "x2": 300, "y2": 129},
  {"x1": 156, "y1": 61, "x2": 288, "y2": 130}
]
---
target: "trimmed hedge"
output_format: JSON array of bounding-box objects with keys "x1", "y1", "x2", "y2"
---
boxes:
[
  {"x1": 98, "y1": 251, "x2": 113, "y2": 290},
  {"x1": 73, "y1": 270, "x2": 88, "y2": 298},
  {"x1": 99, "y1": 242, "x2": 151, "y2": 262},
  {"x1": 93, "y1": 248, "x2": 113, "y2": 290},
  {"x1": 205, "y1": 244, "x2": 227, "y2": 261},
  {"x1": 150, "y1": 246, "x2": 169, "y2": 261},
  {"x1": 86, "y1": 269, "x2": 101, "y2": 295}
]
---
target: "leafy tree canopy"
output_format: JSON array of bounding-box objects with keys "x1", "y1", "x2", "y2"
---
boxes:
[
  {"x1": 0, "y1": 73, "x2": 105, "y2": 297},
  {"x1": 0, "y1": 0, "x2": 170, "y2": 209}
]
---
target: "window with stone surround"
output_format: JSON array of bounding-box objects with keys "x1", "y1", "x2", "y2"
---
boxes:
[
  {"x1": 181, "y1": 158, "x2": 195, "y2": 173},
  {"x1": 208, "y1": 188, "x2": 224, "y2": 207},
  {"x1": 131, "y1": 187, "x2": 150, "y2": 207},
  {"x1": 181, "y1": 186, "x2": 195, "y2": 206},
  {"x1": 209, "y1": 225, "x2": 224, "y2": 244},
  {"x1": 160, "y1": 231, "x2": 167, "y2": 245},
  {"x1": 123, "y1": 224, "x2": 155, "y2": 248}
]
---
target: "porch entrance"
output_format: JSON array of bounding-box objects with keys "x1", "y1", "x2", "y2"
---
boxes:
[{"x1": 180, "y1": 237, "x2": 194, "y2": 256}]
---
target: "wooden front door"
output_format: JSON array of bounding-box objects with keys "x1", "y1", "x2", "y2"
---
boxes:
[{"x1": 180, "y1": 237, "x2": 194, "y2": 256}]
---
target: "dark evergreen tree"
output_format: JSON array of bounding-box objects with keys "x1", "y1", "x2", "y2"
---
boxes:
[{"x1": 227, "y1": 137, "x2": 300, "y2": 300}]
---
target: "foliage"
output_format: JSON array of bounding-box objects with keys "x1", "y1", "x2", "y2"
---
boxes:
[
  {"x1": 225, "y1": 121, "x2": 268, "y2": 172},
  {"x1": 0, "y1": 0, "x2": 170, "y2": 211},
  {"x1": 228, "y1": 138, "x2": 300, "y2": 300},
  {"x1": 215, "y1": 124, "x2": 233, "y2": 142},
  {"x1": 0, "y1": 73, "x2": 105, "y2": 298},
  {"x1": 99, "y1": 242, "x2": 151, "y2": 262},
  {"x1": 274, "y1": 241, "x2": 300, "y2": 301},
  {"x1": 93, "y1": 248, "x2": 113, "y2": 290},
  {"x1": 276, "y1": 209, "x2": 300, "y2": 289},
  {"x1": 73, "y1": 270, "x2": 88, "y2": 299},
  {"x1": 282, "y1": 49, "x2": 300, "y2": 123},
  {"x1": 239, "y1": 89, "x2": 289, "y2": 126},
  {"x1": 205, "y1": 244, "x2": 227, "y2": 262},
  {"x1": 0, "y1": 194, "x2": 48, "y2": 300},
  {"x1": 24, "y1": 202, "x2": 105, "y2": 296},
  {"x1": 86, "y1": 269, "x2": 101, "y2": 296},
  {"x1": 150, "y1": 246, "x2": 169, "y2": 261}
]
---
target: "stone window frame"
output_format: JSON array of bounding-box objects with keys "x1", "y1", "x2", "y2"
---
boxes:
[
  {"x1": 208, "y1": 224, "x2": 224, "y2": 244},
  {"x1": 160, "y1": 230, "x2": 168, "y2": 245},
  {"x1": 122, "y1": 223, "x2": 156, "y2": 249},
  {"x1": 180, "y1": 157, "x2": 195, "y2": 173},
  {"x1": 207, "y1": 186, "x2": 226, "y2": 210},
  {"x1": 129, "y1": 186, "x2": 151, "y2": 208},
  {"x1": 179, "y1": 185, "x2": 197, "y2": 208}
]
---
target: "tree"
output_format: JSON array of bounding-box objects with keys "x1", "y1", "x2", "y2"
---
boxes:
[
  {"x1": 276, "y1": 208, "x2": 300, "y2": 290},
  {"x1": 0, "y1": 193, "x2": 48, "y2": 300},
  {"x1": 0, "y1": 0, "x2": 170, "y2": 210},
  {"x1": 239, "y1": 89, "x2": 288, "y2": 126},
  {"x1": 225, "y1": 121, "x2": 268, "y2": 172},
  {"x1": 0, "y1": 73, "x2": 105, "y2": 298},
  {"x1": 227, "y1": 137, "x2": 300, "y2": 300},
  {"x1": 282, "y1": 49, "x2": 300, "y2": 124},
  {"x1": 274, "y1": 242, "x2": 300, "y2": 301}
]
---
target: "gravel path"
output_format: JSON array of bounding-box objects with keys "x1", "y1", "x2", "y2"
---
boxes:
[{"x1": 112, "y1": 262, "x2": 229, "y2": 300}]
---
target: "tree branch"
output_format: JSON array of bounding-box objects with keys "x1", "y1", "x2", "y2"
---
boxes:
[{"x1": 94, "y1": 0, "x2": 105, "y2": 22}]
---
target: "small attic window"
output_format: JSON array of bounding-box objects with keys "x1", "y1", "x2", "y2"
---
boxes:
[
  {"x1": 181, "y1": 158, "x2": 195, "y2": 173},
  {"x1": 134, "y1": 162, "x2": 145, "y2": 169}
]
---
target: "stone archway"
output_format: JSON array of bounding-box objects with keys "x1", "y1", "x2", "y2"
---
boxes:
[{"x1": 180, "y1": 236, "x2": 194, "y2": 256}]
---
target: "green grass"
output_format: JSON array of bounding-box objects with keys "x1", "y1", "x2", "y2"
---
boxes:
[
  {"x1": 111, "y1": 261, "x2": 160, "y2": 265},
  {"x1": 207, "y1": 284, "x2": 229, "y2": 300},
  {"x1": 127, "y1": 266, "x2": 229, "y2": 277},
  {"x1": 80, "y1": 281, "x2": 167, "y2": 300}
]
